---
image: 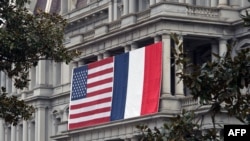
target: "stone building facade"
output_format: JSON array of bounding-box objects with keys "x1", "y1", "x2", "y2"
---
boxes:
[{"x1": 0, "y1": 0, "x2": 250, "y2": 141}]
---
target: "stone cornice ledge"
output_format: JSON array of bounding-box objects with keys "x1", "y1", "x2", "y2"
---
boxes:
[{"x1": 60, "y1": 113, "x2": 173, "y2": 135}]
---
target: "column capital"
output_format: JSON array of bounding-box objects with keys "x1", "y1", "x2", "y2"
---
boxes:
[{"x1": 161, "y1": 34, "x2": 171, "y2": 41}]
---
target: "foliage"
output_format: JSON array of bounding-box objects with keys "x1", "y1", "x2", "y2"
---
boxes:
[
  {"x1": 0, "y1": 0, "x2": 79, "y2": 89},
  {"x1": 172, "y1": 33, "x2": 250, "y2": 124},
  {"x1": 137, "y1": 110, "x2": 205, "y2": 141},
  {"x1": 137, "y1": 20, "x2": 250, "y2": 141},
  {"x1": 0, "y1": 87, "x2": 34, "y2": 125},
  {"x1": 0, "y1": 0, "x2": 80, "y2": 125}
]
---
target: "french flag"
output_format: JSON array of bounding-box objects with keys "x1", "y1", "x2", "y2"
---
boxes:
[
  {"x1": 111, "y1": 42, "x2": 162, "y2": 121},
  {"x1": 68, "y1": 42, "x2": 162, "y2": 130}
]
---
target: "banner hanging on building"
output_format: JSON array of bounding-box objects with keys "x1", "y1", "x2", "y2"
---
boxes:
[{"x1": 68, "y1": 42, "x2": 162, "y2": 130}]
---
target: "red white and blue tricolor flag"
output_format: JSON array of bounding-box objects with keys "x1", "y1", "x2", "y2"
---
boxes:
[{"x1": 68, "y1": 42, "x2": 162, "y2": 130}]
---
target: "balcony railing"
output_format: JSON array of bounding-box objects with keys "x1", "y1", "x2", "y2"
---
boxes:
[
  {"x1": 186, "y1": 6, "x2": 219, "y2": 17},
  {"x1": 181, "y1": 96, "x2": 199, "y2": 111}
]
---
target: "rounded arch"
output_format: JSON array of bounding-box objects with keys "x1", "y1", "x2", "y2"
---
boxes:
[{"x1": 235, "y1": 38, "x2": 250, "y2": 50}]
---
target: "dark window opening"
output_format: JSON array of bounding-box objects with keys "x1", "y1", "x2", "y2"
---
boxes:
[
  {"x1": 84, "y1": 56, "x2": 98, "y2": 64},
  {"x1": 137, "y1": 38, "x2": 155, "y2": 48}
]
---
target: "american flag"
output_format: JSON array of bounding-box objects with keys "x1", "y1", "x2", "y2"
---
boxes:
[{"x1": 68, "y1": 57, "x2": 114, "y2": 130}]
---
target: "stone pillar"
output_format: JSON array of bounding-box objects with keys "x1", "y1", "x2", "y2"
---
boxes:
[
  {"x1": 28, "y1": 69, "x2": 32, "y2": 90},
  {"x1": 162, "y1": 34, "x2": 172, "y2": 96},
  {"x1": 53, "y1": 62, "x2": 61, "y2": 86},
  {"x1": 218, "y1": 0, "x2": 228, "y2": 7},
  {"x1": 28, "y1": 67, "x2": 36, "y2": 90},
  {"x1": 36, "y1": 107, "x2": 46, "y2": 141},
  {"x1": 11, "y1": 126, "x2": 16, "y2": 141},
  {"x1": 45, "y1": 0, "x2": 52, "y2": 12},
  {"x1": 175, "y1": 36, "x2": 184, "y2": 96},
  {"x1": 16, "y1": 125, "x2": 23, "y2": 141},
  {"x1": 6, "y1": 77, "x2": 12, "y2": 94},
  {"x1": 211, "y1": 40, "x2": 219, "y2": 62},
  {"x1": 186, "y1": 0, "x2": 193, "y2": 4},
  {"x1": 22, "y1": 121, "x2": 28, "y2": 141},
  {"x1": 1, "y1": 72, "x2": 6, "y2": 88},
  {"x1": 61, "y1": 63, "x2": 71, "y2": 84},
  {"x1": 230, "y1": 0, "x2": 240, "y2": 8},
  {"x1": 211, "y1": 0, "x2": 217, "y2": 7},
  {"x1": 219, "y1": 39, "x2": 227, "y2": 56},
  {"x1": 129, "y1": 0, "x2": 136, "y2": 13},
  {"x1": 123, "y1": 0, "x2": 129, "y2": 15},
  {"x1": 150, "y1": 0, "x2": 156, "y2": 5},
  {"x1": 108, "y1": 0, "x2": 113, "y2": 22},
  {"x1": 36, "y1": 60, "x2": 47, "y2": 86},
  {"x1": 131, "y1": 42, "x2": 138, "y2": 51},
  {"x1": 113, "y1": 0, "x2": 118, "y2": 20},
  {"x1": 124, "y1": 45, "x2": 130, "y2": 53},
  {"x1": 0, "y1": 120, "x2": 4, "y2": 141},
  {"x1": 29, "y1": 121, "x2": 36, "y2": 141},
  {"x1": 5, "y1": 127, "x2": 8, "y2": 141},
  {"x1": 11, "y1": 78, "x2": 17, "y2": 94}
]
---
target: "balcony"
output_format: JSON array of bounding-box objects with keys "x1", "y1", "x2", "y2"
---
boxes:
[{"x1": 64, "y1": 1, "x2": 243, "y2": 47}]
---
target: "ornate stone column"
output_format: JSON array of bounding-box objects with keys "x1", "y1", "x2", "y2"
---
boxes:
[
  {"x1": 6, "y1": 77, "x2": 12, "y2": 94},
  {"x1": 53, "y1": 62, "x2": 61, "y2": 86},
  {"x1": 113, "y1": 0, "x2": 118, "y2": 20},
  {"x1": 0, "y1": 120, "x2": 4, "y2": 141},
  {"x1": 36, "y1": 60, "x2": 47, "y2": 86},
  {"x1": 123, "y1": 0, "x2": 129, "y2": 15},
  {"x1": 61, "y1": 62, "x2": 71, "y2": 84},
  {"x1": 230, "y1": 0, "x2": 240, "y2": 8},
  {"x1": 28, "y1": 121, "x2": 35, "y2": 141},
  {"x1": 11, "y1": 78, "x2": 17, "y2": 94},
  {"x1": 16, "y1": 125, "x2": 23, "y2": 141},
  {"x1": 150, "y1": 0, "x2": 156, "y2": 5},
  {"x1": 11, "y1": 125, "x2": 16, "y2": 141},
  {"x1": 175, "y1": 35, "x2": 184, "y2": 96},
  {"x1": 219, "y1": 38, "x2": 227, "y2": 56},
  {"x1": 36, "y1": 107, "x2": 46, "y2": 141},
  {"x1": 129, "y1": 0, "x2": 136, "y2": 13},
  {"x1": 1, "y1": 72, "x2": 6, "y2": 88},
  {"x1": 109, "y1": 0, "x2": 113, "y2": 22},
  {"x1": 211, "y1": 0, "x2": 217, "y2": 7},
  {"x1": 22, "y1": 121, "x2": 28, "y2": 141},
  {"x1": 161, "y1": 34, "x2": 172, "y2": 96}
]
